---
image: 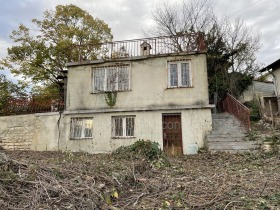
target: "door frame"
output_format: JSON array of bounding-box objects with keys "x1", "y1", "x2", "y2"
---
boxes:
[{"x1": 162, "y1": 113, "x2": 183, "y2": 155}]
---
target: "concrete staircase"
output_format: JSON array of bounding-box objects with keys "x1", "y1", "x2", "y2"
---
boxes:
[{"x1": 207, "y1": 113, "x2": 260, "y2": 153}]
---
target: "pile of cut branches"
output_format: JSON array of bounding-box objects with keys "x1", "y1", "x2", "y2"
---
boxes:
[{"x1": 0, "y1": 146, "x2": 280, "y2": 209}]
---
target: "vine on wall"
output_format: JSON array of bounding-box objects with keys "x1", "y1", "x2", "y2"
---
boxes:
[{"x1": 105, "y1": 91, "x2": 117, "y2": 108}]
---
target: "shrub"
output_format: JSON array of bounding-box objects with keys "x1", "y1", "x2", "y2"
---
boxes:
[
  {"x1": 244, "y1": 100, "x2": 261, "y2": 121},
  {"x1": 113, "y1": 140, "x2": 170, "y2": 167}
]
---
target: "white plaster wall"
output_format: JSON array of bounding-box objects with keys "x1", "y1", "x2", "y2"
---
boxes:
[
  {"x1": 61, "y1": 108, "x2": 212, "y2": 155},
  {"x1": 0, "y1": 108, "x2": 212, "y2": 155},
  {"x1": 30, "y1": 113, "x2": 61, "y2": 151},
  {"x1": 273, "y1": 68, "x2": 280, "y2": 96},
  {"x1": 182, "y1": 109, "x2": 212, "y2": 153},
  {"x1": 66, "y1": 54, "x2": 209, "y2": 111},
  {"x1": 60, "y1": 112, "x2": 162, "y2": 153}
]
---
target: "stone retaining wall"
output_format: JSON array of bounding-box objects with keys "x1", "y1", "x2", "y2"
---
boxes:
[{"x1": 0, "y1": 113, "x2": 60, "y2": 151}]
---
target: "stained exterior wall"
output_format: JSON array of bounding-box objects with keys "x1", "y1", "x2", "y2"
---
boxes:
[
  {"x1": 240, "y1": 81, "x2": 275, "y2": 102},
  {"x1": 0, "y1": 113, "x2": 60, "y2": 151},
  {"x1": 0, "y1": 114, "x2": 39, "y2": 150},
  {"x1": 0, "y1": 108, "x2": 211, "y2": 155},
  {"x1": 0, "y1": 53, "x2": 212, "y2": 155},
  {"x1": 30, "y1": 113, "x2": 61, "y2": 151},
  {"x1": 271, "y1": 68, "x2": 280, "y2": 111},
  {"x1": 273, "y1": 67, "x2": 280, "y2": 97},
  {"x1": 63, "y1": 53, "x2": 212, "y2": 154},
  {"x1": 60, "y1": 108, "x2": 212, "y2": 154},
  {"x1": 66, "y1": 54, "x2": 209, "y2": 111}
]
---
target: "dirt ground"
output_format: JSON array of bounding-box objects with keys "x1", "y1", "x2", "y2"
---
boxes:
[{"x1": 0, "y1": 149, "x2": 279, "y2": 210}]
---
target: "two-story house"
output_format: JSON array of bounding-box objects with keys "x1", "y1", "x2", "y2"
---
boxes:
[{"x1": 59, "y1": 34, "x2": 213, "y2": 155}]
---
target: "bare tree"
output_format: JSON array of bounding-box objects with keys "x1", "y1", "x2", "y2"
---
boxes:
[
  {"x1": 149, "y1": 0, "x2": 261, "y2": 73},
  {"x1": 222, "y1": 18, "x2": 261, "y2": 74},
  {"x1": 149, "y1": 0, "x2": 215, "y2": 36},
  {"x1": 148, "y1": 0, "x2": 262, "y2": 100}
]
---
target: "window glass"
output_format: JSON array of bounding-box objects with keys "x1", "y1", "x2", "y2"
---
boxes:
[
  {"x1": 93, "y1": 65, "x2": 130, "y2": 92},
  {"x1": 70, "y1": 118, "x2": 93, "y2": 139},
  {"x1": 112, "y1": 116, "x2": 135, "y2": 138},
  {"x1": 168, "y1": 61, "x2": 191, "y2": 88},
  {"x1": 94, "y1": 69, "x2": 105, "y2": 92},
  {"x1": 170, "y1": 64, "x2": 178, "y2": 87},
  {"x1": 181, "y1": 63, "x2": 190, "y2": 86}
]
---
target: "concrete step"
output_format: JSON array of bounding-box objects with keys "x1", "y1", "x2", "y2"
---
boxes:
[
  {"x1": 208, "y1": 140, "x2": 260, "y2": 146},
  {"x1": 212, "y1": 116, "x2": 246, "y2": 131},
  {"x1": 210, "y1": 149, "x2": 259, "y2": 154},
  {"x1": 213, "y1": 123, "x2": 242, "y2": 128},
  {"x1": 207, "y1": 136, "x2": 244, "y2": 142},
  {"x1": 213, "y1": 120, "x2": 245, "y2": 126},
  {"x1": 207, "y1": 131, "x2": 247, "y2": 138},
  {"x1": 208, "y1": 141, "x2": 260, "y2": 150},
  {"x1": 213, "y1": 123, "x2": 243, "y2": 127},
  {"x1": 212, "y1": 128, "x2": 246, "y2": 134},
  {"x1": 208, "y1": 113, "x2": 254, "y2": 153}
]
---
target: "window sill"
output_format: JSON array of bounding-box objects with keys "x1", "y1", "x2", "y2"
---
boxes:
[
  {"x1": 91, "y1": 89, "x2": 132, "y2": 94},
  {"x1": 166, "y1": 86, "x2": 194, "y2": 89},
  {"x1": 70, "y1": 137, "x2": 93, "y2": 140},
  {"x1": 112, "y1": 136, "x2": 136, "y2": 139}
]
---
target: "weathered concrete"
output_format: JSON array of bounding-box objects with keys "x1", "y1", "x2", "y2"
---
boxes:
[
  {"x1": 31, "y1": 113, "x2": 61, "y2": 151},
  {"x1": 239, "y1": 81, "x2": 275, "y2": 103},
  {"x1": 0, "y1": 113, "x2": 60, "y2": 151},
  {"x1": 66, "y1": 54, "x2": 209, "y2": 111},
  {"x1": 60, "y1": 108, "x2": 212, "y2": 154},
  {"x1": 0, "y1": 109, "x2": 212, "y2": 155},
  {"x1": 207, "y1": 113, "x2": 260, "y2": 153},
  {"x1": 0, "y1": 53, "x2": 213, "y2": 155},
  {"x1": 0, "y1": 114, "x2": 39, "y2": 150},
  {"x1": 60, "y1": 52, "x2": 213, "y2": 154}
]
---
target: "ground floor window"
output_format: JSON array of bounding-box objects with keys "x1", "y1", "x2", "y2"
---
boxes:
[
  {"x1": 70, "y1": 118, "x2": 93, "y2": 139},
  {"x1": 112, "y1": 116, "x2": 135, "y2": 138}
]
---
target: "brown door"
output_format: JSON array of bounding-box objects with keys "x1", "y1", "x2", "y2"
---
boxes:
[{"x1": 162, "y1": 114, "x2": 183, "y2": 156}]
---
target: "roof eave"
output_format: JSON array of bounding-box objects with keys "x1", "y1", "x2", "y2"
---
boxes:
[{"x1": 259, "y1": 58, "x2": 280, "y2": 73}]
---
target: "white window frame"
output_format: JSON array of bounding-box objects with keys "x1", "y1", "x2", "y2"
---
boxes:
[
  {"x1": 70, "y1": 118, "x2": 93, "y2": 139},
  {"x1": 167, "y1": 60, "x2": 192, "y2": 88},
  {"x1": 92, "y1": 64, "x2": 131, "y2": 93},
  {"x1": 111, "y1": 116, "x2": 135, "y2": 138}
]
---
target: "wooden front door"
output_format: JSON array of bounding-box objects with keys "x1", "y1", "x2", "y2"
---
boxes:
[{"x1": 162, "y1": 114, "x2": 183, "y2": 156}]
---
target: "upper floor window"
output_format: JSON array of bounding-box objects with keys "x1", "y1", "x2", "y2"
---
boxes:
[
  {"x1": 168, "y1": 60, "x2": 192, "y2": 88},
  {"x1": 70, "y1": 118, "x2": 93, "y2": 139},
  {"x1": 93, "y1": 64, "x2": 130, "y2": 93}
]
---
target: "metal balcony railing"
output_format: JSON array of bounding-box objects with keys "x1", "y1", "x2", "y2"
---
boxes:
[
  {"x1": 222, "y1": 93, "x2": 251, "y2": 130},
  {"x1": 72, "y1": 32, "x2": 207, "y2": 62},
  {"x1": 0, "y1": 94, "x2": 64, "y2": 116}
]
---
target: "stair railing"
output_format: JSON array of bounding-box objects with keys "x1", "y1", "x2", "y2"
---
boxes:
[{"x1": 222, "y1": 93, "x2": 251, "y2": 130}]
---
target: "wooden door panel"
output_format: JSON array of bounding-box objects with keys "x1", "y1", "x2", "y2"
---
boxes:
[{"x1": 162, "y1": 114, "x2": 183, "y2": 156}]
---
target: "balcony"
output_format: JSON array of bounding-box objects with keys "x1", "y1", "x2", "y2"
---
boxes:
[{"x1": 71, "y1": 32, "x2": 207, "y2": 62}]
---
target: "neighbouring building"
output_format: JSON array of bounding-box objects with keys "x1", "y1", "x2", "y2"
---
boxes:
[
  {"x1": 239, "y1": 80, "x2": 275, "y2": 103},
  {"x1": 259, "y1": 58, "x2": 280, "y2": 124},
  {"x1": 0, "y1": 33, "x2": 214, "y2": 155}
]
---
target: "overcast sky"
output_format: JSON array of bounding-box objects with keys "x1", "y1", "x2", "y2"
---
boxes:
[{"x1": 1, "y1": 0, "x2": 280, "y2": 81}]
